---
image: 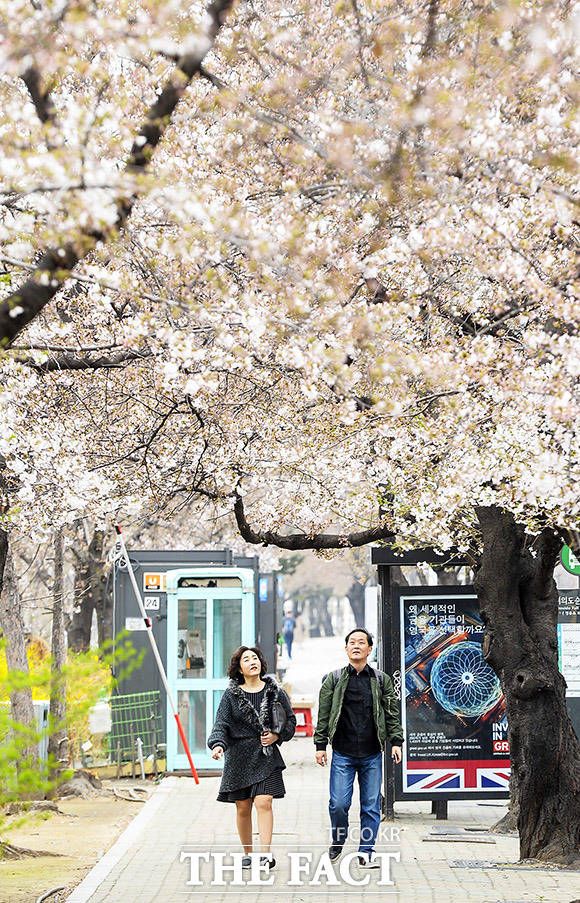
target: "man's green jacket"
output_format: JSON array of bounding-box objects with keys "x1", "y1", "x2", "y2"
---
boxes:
[{"x1": 314, "y1": 665, "x2": 404, "y2": 751}]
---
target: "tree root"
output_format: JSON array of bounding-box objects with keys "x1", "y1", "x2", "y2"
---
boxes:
[
  {"x1": 112, "y1": 786, "x2": 148, "y2": 802},
  {"x1": 56, "y1": 769, "x2": 109, "y2": 799},
  {"x1": 490, "y1": 807, "x2": 518, "y2": 834},
  {"x1": 0, "y1": 840, "x2": 62, "y2": 859},
  {"x1": 36, "y1": 886, "x2": 67, "y2": 903},
  {"x1": 5, "y1": 800, "x2": 68, "y2": 816}
]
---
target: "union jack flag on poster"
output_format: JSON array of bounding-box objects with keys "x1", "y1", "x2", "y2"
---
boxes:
[{"x1": 404, "y1": 759, "x2": 511, "y2": 794}]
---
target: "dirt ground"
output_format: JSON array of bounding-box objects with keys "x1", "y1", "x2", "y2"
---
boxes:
[{"x1": 0, "y1": 779, "x2": 154, "y2": 902}]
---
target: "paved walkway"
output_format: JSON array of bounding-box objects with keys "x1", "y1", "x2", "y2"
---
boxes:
[{"x1": 66, "y1": 736, "x2": 579, "y2": 903}]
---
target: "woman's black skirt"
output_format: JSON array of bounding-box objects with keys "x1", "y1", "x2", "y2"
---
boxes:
[{"x1": 217, "y1": 767, "x2": 286, "y2": 802}]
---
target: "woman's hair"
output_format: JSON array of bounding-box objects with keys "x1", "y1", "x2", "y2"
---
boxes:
[{"x1": 227, "y1": 646, "x2": 269, "y2": 683}]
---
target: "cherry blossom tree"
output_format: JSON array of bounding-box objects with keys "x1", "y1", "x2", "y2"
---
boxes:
[{"x1": 1, "y1": 0, "x2": 578, "y2": 863}]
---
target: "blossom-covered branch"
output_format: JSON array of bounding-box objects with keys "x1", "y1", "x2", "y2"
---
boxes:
[{"x1": 0, "y1": 0, "x2": 235, "y2": 348}]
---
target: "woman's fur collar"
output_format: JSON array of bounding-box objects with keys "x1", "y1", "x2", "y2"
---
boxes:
[{"x1": 228, "y1": 675, "x2": 281, "y2": 733}]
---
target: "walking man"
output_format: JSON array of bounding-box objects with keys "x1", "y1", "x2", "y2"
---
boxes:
[{"x1": 314, "y1": 628, "x2": 403, "y2": 867}]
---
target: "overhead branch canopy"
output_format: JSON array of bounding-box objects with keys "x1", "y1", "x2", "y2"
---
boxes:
[{"x1": 0, "y1": 0, "x2": 235, "y2": 348}]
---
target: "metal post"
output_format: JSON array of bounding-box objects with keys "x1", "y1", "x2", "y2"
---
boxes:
[
  {"x1": 129, "y1": 723, "x2": 135, "y2": 779},
  {"x1": 116, "y1": 741, "x2": 121, "y2": 780},
  {"x1": 136, "y1": 736, "x2": 145, "y2": 781},
  {"x1": 434, "y1": 800, "x2": 448, "y2": 820},
  {"x1": 151, "y1": 714, "x2": 158, "y2": 779},
  {"x1": 380, "y1": 563, "x2": 395, "y2": 821}
]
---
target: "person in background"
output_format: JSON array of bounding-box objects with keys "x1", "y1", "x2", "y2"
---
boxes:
[
  {"x1": 208, "y1": 646, "x2": 296, "y2": 871},
  {"x1": 282, "y1": 613, "x2": 296, "y2": 659},
  {"x1": 314, "y1": 628, "x2": 403, "y2": 868}
]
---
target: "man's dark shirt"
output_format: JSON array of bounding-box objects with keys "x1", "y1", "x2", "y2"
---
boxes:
[{"x1": 332, "y1": 663, "x2": 381, "y2": 757}]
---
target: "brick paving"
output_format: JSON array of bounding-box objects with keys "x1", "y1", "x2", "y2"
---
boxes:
[{"x1": 68, "y1": 736, "x2": 579, "y2": 903}]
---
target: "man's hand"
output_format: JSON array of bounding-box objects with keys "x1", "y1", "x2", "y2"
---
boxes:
[
  {"x1": 261, "y1": 731, "x2": 279, "y2": 747},
  {"x1": 315, "y1": 750, "x2": 327, "y2": 766},
  {"x1": 391, "y1": 746, "x2": 402, "y2": 764},
  {"x1": 211, "y1": 746, "x2": 224, "y2": 760}
]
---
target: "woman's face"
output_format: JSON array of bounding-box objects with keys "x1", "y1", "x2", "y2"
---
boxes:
[{"x1": 239, "y1": 649, "x2": 261, "y2": 679}]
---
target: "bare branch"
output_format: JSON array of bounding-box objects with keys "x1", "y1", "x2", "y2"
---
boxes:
[
  {"x1": 233, "y1": 493, "x2": 395, "y2": 550},
  {"x1": 350, "y1": 0, "x2": 370, "y2": 90},
  {"x1": 16, "y1": 349, "x2": 151, "y2": 373},
  {"x1": 11, "y1": 342, "x2": 122, "y2": 353}
]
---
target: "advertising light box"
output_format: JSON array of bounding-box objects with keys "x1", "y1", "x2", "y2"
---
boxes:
[{"x1": 393, "y1": 586, "x2": 510, "y2": 801}]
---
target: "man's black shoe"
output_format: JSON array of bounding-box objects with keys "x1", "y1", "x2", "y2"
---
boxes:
[
  {"x1": 329, "y1": 845, "x2": 343, "y2": 862},
  {"x1": 358, "y1": 852, "x2": 381, "y2": 868}
]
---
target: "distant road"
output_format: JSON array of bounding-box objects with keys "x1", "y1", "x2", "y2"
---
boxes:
[{"x1": 281, "y1": 635, "x2": 347, "y2": 718}]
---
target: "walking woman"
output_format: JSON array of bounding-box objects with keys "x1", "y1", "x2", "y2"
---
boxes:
[{"x1": 208, "y1": 646, "x2": 296, "y2": 870}]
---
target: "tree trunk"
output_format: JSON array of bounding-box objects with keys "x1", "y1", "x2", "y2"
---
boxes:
[
  {"x1": 434, "y1": 566, "x2": 461, "y2": 585},
  {"x1": 347, "y1": 579, "x2": 365, "y2": 626},
  {"x1": 0, "y1": 527, "x2": 7, "y2": 594},
  {"x1": 47, "y1": 528, "x2": 68, "y2": 785},
  {"x1": 308, "y1": 594, "x2": 334, "y2": 636},
  {"x1": 96, "y1": 563, "x2": 113, "y2": 646},
  {"x1": 475, "y1": 506, "x2": 580, "y2": 865},
  {"x1": 68, "y1": 529, "x2": 107, "y2": 652},
  {"x1": 0, "y1": 541, "x2": 38, "y2": 777}
]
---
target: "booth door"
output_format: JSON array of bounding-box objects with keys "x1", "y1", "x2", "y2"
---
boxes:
[{"x1": 167, "y1": 588, "x2": 250, "y2": 771}]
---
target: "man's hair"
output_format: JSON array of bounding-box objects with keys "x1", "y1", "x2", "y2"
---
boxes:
[{"x1": 345, "y1": 627, "x2": 373, "y2": 647}]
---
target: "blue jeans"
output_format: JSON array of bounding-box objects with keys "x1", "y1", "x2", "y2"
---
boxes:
[{"x1": 329, "y1": 750, "x2": 382, "y2": 854}]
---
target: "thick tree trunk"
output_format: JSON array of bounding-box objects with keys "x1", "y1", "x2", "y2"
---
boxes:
[
  {"x1": 68, "y1": 529, "x2": 107, "y2": 651},
  {"x1": 475, "y1": 506, "x2": 580, "y2": 865},
  {"x1": 0, "y1": 541, "x2": 38, "y2": 776},
  {"x1": 47, "y1": 529, "x2": 68, "y2": 784}
]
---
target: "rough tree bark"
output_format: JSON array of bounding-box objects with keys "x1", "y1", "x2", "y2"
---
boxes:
[
  {"x1": 0, "y1": 541, "x2": 38, "y2": 775},
  {"x1": 0, "y1": 528, "x2": 7, "y2": 595},
  {"x1": 47, "y1": 528, "x2": 68, "y2": 785},
  {"x1": 475, "y1": 506, "x2": 580, "y2": 865},
  {"x1": 68, "y1": 528, "x2": 108, "y2": 652}
]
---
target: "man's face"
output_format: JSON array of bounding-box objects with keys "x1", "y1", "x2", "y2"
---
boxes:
[{"x1": 346, "y1": 631, "x2": 371, "y2": 664}]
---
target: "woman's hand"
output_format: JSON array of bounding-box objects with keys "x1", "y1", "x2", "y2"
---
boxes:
[
  {"x1": 260, "y1": 731, "x2": 279, "y2": 747},
  {"x1": 211, "y1": 746, "x2": 224, "y2": 759}
]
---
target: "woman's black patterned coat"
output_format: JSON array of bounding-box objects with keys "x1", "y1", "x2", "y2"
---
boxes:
[{"x1": 207, "y1": 676, "x2": 296, "y2": 792}]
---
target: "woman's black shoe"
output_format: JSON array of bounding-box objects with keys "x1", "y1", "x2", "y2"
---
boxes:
[
  {"x1": 241, "y1": 856, "x2": 252, "y2": 868},
  {"x1": 329, "y1": 845, "x2": 343, "y2": 862},
  {"x1": 260, "y1": 854, "x2": 276, "y2": 869}
]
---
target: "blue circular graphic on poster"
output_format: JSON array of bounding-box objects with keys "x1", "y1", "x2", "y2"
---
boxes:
[{"x1": 430, "y1": 641, "x2": 501, "y2": 717}]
